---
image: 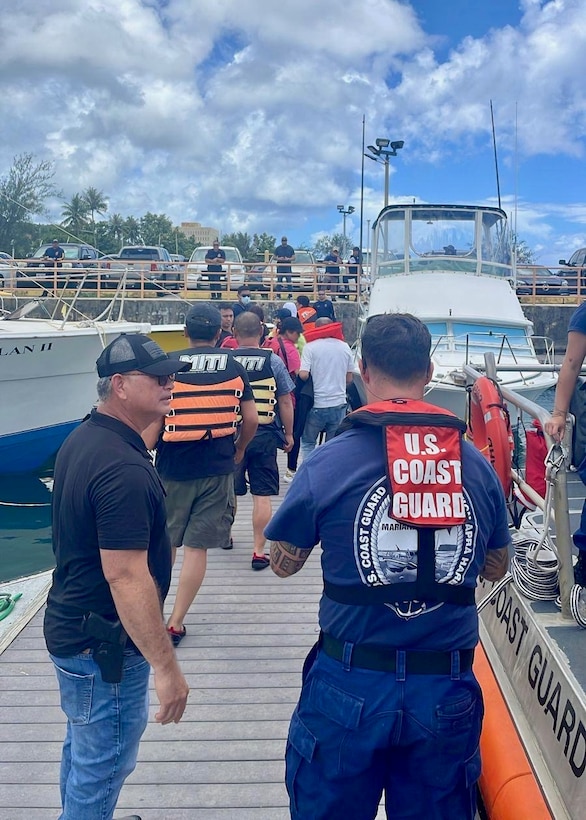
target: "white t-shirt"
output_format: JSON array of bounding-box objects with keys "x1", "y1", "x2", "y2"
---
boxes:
[{"x1": 300, "y1": 337, "x2": 354, "y2": 407}]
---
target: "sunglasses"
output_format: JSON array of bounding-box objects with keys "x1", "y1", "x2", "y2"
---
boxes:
[{"x1": 122, "y1": 371, "x2": 176, "y2": 386}]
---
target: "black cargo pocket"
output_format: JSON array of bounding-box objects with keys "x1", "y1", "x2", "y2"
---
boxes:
[{"x1": 286, "y1": 711, "x2": 317, "y2": 816}]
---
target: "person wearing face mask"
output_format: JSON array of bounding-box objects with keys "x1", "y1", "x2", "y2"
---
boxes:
[{"x1": 232, "y1": 285, "x2": 252, "y2": 320}]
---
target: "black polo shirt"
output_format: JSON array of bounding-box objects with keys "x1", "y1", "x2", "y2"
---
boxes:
[{"x1": 43, "y1": 409, "x2": 171, "y2": 657}]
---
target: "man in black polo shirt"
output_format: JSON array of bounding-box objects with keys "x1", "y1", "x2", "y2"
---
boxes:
[
  {"x1": 43, "y1": 238, "x2": 65, "y2": 267},
  {"x1": 274, "y1": 235, "x2": 296, "y2": 297},
  {"x1": 156, "y1": 303, "x2": 258, "y2": 645},
  {"x1": 43, "y1": 333, "x2": 190, "y2": 820}
]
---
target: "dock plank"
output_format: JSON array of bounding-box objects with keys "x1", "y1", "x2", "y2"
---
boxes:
[{"x1": 0, "y1": 467, "x2": 320, "y2": 818}]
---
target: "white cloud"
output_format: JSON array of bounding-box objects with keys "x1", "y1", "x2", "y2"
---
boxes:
[{"x1": 0, "y1": 0, "x2": 585, "y2": 257}]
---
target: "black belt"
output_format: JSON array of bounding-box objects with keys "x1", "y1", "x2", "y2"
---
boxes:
[{"x1": 320, "y1": 633, "x2": 474, "y2": 675}]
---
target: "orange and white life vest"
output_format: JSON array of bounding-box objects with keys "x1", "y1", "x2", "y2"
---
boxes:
[{"x1": 163, "y1": 350, "x2": 245, "y2": 442}]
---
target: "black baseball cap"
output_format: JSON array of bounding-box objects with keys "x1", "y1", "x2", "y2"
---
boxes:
[
  {"x1": 96, "y1": 333, "x2": 190, "y2": 377},
  {"x1": 280, "y1": 317, "x2": 303, "y2": 333},
  {"x1": 185, "y1": 303, "x2": 222, "y2": 331}
]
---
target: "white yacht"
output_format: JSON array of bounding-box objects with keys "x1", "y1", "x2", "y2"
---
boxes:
[
  {"x1": 360, "y1": 204, "x2": 556, "y2": 416},
  {"x1": 0, "y1": 302, "x2": 149, "y2": 474}
]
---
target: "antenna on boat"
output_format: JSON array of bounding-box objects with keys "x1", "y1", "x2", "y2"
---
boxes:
[
  {"x1": 514, "y1": 101, "x2": 519, "y2": 241},
  {"x1": 359, "y1": 114, "x2": 365, "y2": 256},
  {"x1": 490, "y1": 100, "x2": 502, "y2": 209}
]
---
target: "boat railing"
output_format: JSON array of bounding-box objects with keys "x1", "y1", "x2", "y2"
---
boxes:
[
  {"x1": 430, "y1": 331, "x2": 555, "y2": 369},
  {"x1": 463, "y1": 358, "x2": 576, "y2": 620},
  {"x1": 375, "y1": 256, "x2": 513, "y2": 279}
]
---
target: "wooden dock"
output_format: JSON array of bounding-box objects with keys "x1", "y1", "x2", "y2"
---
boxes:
[{"x1": 0, "y1": 468, "x2": 327, "y2": 819}]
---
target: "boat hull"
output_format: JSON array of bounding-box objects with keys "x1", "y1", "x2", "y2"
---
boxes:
[
  {"x1": 148, "y1": 324, "x2": 186, "y2": 352},
  {"x1": 477, "y1": 578, "x2": 585, "y2": 818},
  {"x1": 0, "y1": 319, "x2": 150, "y2": 474}
]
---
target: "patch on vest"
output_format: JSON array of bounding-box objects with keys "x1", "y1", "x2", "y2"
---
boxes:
[
  {"x1": 353, "y1": 477, "x2": 478, "y2": 618},
  {"x1": 386, "y1": 428, "x2": 465, "y2": 527}
]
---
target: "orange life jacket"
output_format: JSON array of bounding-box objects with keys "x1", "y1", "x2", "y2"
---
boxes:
[
  {"x1": 297, "y1": 306, "x2": 317, "y2": 329},
  {"x1": 163, "y1": 350, "x2": 245, "y2": 442}
]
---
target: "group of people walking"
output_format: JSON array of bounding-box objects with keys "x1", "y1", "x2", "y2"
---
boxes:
[{"x1": 51, "y1": 288, "x2": 583, "y2": 819}]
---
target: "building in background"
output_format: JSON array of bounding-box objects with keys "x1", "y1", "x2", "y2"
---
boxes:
[{"x1": 180, "y1": 222, "x2": 219, "y2": 246}]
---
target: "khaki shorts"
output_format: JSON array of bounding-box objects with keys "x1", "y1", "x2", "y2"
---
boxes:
[{"x1": 163, "y1": 473, "x2": 235, "y2": 549}]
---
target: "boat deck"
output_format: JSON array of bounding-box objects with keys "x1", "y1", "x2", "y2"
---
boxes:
[{"x1": 0, "y1": 470, "x2": 326, "y2": 819}]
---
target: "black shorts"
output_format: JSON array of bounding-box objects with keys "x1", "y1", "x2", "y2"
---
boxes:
[{"x1": 234, "y1": 432, "x2": 279, "y2": 496}]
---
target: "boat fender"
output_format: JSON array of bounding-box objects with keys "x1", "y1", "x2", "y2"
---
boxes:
[
  {"x1": 468, "y1": 377, "x2": 514, "y2": 500},
  {"x1": 475, "y1": 644, "x2": 553, "y2": 819}
]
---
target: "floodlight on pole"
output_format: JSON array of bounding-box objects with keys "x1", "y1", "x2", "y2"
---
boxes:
[
  {"x1": 337, "y1": 204, "x2": 355, "y2": 256},
  {"x1": 364, "y1": 137, "x2": 405, "y2": 208}
]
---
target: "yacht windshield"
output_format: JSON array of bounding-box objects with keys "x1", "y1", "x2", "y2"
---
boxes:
[{"x1": 373, "y1": 206, "x2": 511, "y2": 277}]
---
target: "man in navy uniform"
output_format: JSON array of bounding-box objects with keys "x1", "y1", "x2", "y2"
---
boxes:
[{"x1": 266, "y1": 313, "x2": 510, "y2": 820}]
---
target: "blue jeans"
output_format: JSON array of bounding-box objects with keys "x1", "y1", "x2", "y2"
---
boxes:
[
  {"x1": 301, "y1": 404, "x2": 347, "y2": 460},
  {"x1": 50, "y1": 650, "x2": 150, "y2": 820},
  {"x1": 286, "y1": 648, "x2": 483, "y2": 820}
]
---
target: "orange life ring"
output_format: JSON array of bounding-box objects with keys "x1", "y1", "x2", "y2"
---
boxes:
[{"x1": 469, "y1": 376, "x2": 514, "y2": 499}]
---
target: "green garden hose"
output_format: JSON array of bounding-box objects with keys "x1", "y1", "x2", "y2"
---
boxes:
[{"x1": 0, "y1": 592, "x2": 22, "y2": 621}]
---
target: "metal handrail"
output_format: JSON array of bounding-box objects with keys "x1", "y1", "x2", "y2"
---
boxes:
[{"x1": 463, "y1": 358, "x2": 575, "y2": 619}]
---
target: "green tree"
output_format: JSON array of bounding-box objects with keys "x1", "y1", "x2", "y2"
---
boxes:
[
  {"x1": 83, "y1": 186, "x2": 108, "y2": 248},
  {"x1": 61, "y1": 194, "x2": 90, "y2": 239},
  {"x1": 512, "y1": 233, "x2": 535, "y2": 264},
  {"x1": 124, "y1": 216, "x2": 141, "y2": 245},
  {"x1": 140, "y1": 212, "x2": 174, "y2": 247},
  {"x1": 251, "y1": 232, "x2": 276, "y2": 260},
  {"x1": 107, "y1": 213, "x2": 125, "y2": 246},
  {"x1": 221, "y1": 232, "x2": 253, "y2": 259},
  {"x1": 0, "y1": 153, "x2": 58, "y2": 252},
  {"x1": 313, "y1": 233, "x2": 348, "y2": 260}
]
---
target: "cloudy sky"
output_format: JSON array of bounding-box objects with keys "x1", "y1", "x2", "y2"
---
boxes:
[{"x1": 1, "y1": 0, "x2": 586, "y2": 263}]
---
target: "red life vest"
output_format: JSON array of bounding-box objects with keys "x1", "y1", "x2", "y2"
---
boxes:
[
  {"x1": 303, "y1": 321, "x2": 345, "y2": 343},
  {"x1": 326, "y1": 399, "x2": 475, "y2": 607}
]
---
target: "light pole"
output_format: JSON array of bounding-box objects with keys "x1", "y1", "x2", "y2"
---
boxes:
[
  {"x1": 337, "y1": 204, "x2": 355, "y2": 257},
  {"x1": 365, "y1": 138, "x2": 404, "y2": 208}
]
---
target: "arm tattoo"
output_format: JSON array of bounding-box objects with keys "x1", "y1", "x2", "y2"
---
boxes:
[
  {"x1": 270, "y1": 540, "x2": 312, "y2": 577},
  {"x1": 480, "y1": 547, "x2": 510, "y2": 582}
]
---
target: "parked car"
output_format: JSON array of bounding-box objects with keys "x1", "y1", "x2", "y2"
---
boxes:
[
  {"x1": 559, "y1": 248, "x2": 586, "y2": 294},
  {"x1": 21, "y1": 243, "x2": 100, "y2": 288},
  {"x1": 101, "y1": 245, "x2": 180, "y2": 290},
  {"x1": 515, "y1": 265, "x2": 569, "y2": 296},
  {"x1": 248, "y1": 249, "x2": 320, "y2": 292},
  {"x1": 0, "y1": 252, "x2": 20, "y2": 288},
  {"x1": 186, "y1": 246, "x2": 246, "y2": 291}
]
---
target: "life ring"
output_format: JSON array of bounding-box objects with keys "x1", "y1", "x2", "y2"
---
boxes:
[{"x1": 468, "y1": 376, "x2": 514, "y2": 499}]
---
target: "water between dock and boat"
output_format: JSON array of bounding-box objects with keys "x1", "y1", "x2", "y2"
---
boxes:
[{"x1": 0, "y1": 387, "x2": 557, "y2": 584}]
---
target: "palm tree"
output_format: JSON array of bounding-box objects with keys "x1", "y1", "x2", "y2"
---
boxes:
[
  {"x1": 124, "y1": 216, "x2": 141, "y2": 244},
  {"x1": 61, "y1": 194, "x2": 90, "y2": 240},
  {"x1": 108, "y1": 213, "x2": 125, "y2": 247},
  {"x1": 83, "y1": 187, "x2": 108, "y2": 248}
]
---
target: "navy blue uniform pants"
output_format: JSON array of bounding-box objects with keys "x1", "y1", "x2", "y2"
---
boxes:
[{"x1": 286, "y1": 647, "x2": 483, "y2": 819}]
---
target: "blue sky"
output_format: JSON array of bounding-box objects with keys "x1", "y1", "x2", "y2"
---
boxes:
[{"x1": 1, "y1": 0, "x2": 586, "y2": 264}]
